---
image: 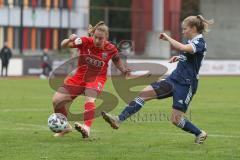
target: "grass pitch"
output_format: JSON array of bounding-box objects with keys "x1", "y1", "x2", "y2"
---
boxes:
[{"x1": 0, "y1": 76, "x2": 240, "y2": 160}]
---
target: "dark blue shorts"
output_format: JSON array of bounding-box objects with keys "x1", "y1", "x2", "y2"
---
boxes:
[{"x1": 150, "y1": 77, "x2": 194, "y2": 113}]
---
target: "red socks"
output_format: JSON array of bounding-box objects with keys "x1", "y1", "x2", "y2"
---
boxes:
[
  {"x1": 84, "y1": 102, "x2": 95, "y2": 127},
  {"x1": 53, "y1": 101, "x2": 96, "y2": 128}
]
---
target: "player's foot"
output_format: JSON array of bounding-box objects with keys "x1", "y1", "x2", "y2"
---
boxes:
[
  {"x1": 53, "y1": 123, "x2": 73, "y2": 137},
  {"x1": 195, "y1": 130, "x2": 207, "y2": 144},
  {"x1": 101, "y1": 111, "x2": 120, "y2": 129},
  {"x1": 74, "y1": 122, "x2": 90, "y2": 138}
]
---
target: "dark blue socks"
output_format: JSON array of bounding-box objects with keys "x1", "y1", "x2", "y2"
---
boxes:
[
  {"x1": 177, "y1": 118, "x2": 201, "y2": 136},
  {"x1": 118, "y1": 97, "x2": 145, "y2": 121}
]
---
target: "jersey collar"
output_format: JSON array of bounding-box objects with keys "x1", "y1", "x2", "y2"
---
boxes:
[{"x1": 188, "y1": 34, "x2": 203, "y2": 43}]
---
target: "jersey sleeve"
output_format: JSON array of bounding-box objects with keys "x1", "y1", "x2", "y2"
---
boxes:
[
  {"x1": 107, "y1": 44, "x2": 118, "y2": 60},
  {"x1": 111, "y1": 46, "x2": 118, "y2": 57},
  {"x1": 104, "y1": 42, "x2": 119, "y2": 59},
  {"x1": 190, "y1": 39, "x2": 206, "y2": 54}
]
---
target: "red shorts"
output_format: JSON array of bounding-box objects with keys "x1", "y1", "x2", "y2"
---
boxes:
[{"x1": 63, "y1": 77, "x2": 105, "y2": 97}]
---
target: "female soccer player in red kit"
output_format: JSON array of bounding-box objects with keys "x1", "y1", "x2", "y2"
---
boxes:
[{"x1": 52, "y1": 21, "x2": 130, "y2": 138}]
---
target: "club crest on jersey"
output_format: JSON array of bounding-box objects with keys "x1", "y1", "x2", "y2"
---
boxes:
[{"x1": 102, "y1": 52, "x2": 108, "y2": 59}]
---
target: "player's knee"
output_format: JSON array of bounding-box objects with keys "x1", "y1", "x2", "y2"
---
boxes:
[
  {"x1": 137, "y1": 93, "x2": 150, "y2": 101},
  {"x1": 52, "y1": 94, "x2": 66, "y2": 108},
  {"x1": 85, "y1": 89, "x2": 97, "y2": 103},
  {"x1": 52, "y1": 96, "x2": 60, "y2": 107},
  {"x1": 85, "y1": 97, "x2": 96, "y2": 103},
  {"x1": 85, "y1": 99, "x2": 95, "y2": 103},
  {"x1": 138, "y1": 85, "x2": 157, "y2": 101}
]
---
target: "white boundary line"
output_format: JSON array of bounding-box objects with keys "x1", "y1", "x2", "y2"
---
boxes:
[
  {"x1": 2, "y1": 108, "x2": 50, "y2": 112},
  {"x1": 0, "y1": 121, "x2": 239, "y2": 139}
]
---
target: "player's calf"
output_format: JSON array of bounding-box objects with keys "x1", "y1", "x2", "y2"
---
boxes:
[{"x1": 171, "y1": 109, "x2": 207, "y2": 144}]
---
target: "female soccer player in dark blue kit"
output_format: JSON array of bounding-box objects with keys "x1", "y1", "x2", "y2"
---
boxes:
[{"x1": 102, "y1": 15, "x2": 213, "y2": 144}]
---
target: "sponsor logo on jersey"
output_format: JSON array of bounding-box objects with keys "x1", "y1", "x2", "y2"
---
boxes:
[
  {"x1": 85, "y1": 56, "x2": 105, "y2": 68},
  {"x1": 179, "y1": 54, "x2": 187, "y2": 62}
]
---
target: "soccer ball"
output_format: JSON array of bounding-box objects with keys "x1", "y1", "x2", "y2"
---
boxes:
[{"x1": 48, "y1": 113, "x2": 68, "y2": 133}]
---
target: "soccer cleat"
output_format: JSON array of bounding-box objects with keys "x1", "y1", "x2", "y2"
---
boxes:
[
  {"x1": 53, "y1": 123, "x2": 73, "y2": 137},
  {"x1": 74, "y1": 122, "x2": 90, "y2": 138},
  {"x1": 195, "y1": 130, "x2": 208, "y2": 144},
  {"x1": 101, "y1": 111, "x2": 120, "y2": 129}
]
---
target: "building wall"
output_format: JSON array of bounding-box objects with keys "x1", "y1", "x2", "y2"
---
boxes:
[
  {"x1": 153, "y1": 0, "x2": 164, "y2": 32},
  {"x1": 201, "y1": 0, "x2": 240, "y2": 59},
  {"x1": 164, "y1": 0, "x2": 181, "y2": 42},
  {"x1": 0, "y1": 0, "x2": 89, "y2": 54},
  {"x1": 131, "y1": 0, "x2": 153, "y2": 54},
  {"x1": 131, "y1": 0, "x2": 181, "y2": 55}
]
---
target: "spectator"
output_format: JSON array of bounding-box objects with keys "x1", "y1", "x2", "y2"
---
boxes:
[
  {"x1": 40, "y1": 48, "x2": 52, "y2": 79},
  {"x1": 0, "y1": 42, "x2": 12, "y2": 77}
]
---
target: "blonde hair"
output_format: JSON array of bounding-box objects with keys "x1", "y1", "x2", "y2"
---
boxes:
[
  {"x1": 183, "y1": 15, "x2": 214, "y2": 34},
  {"x1": 88, "y1": 21, "x2": 109, "y2": 38}
]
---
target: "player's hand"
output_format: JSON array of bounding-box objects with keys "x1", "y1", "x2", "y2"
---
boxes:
[
  {"x1": 123, "y1": 68, "x2": 132, "y2": 78},
  {"x1": 159, "y1": 33, "x2": 169, "y2": 41},
  {"x1": 169, "y1": 56, "x2": 179, "y2": 63},
  {"x1": 69, "y1": 34, "x2": 78, "y2": 42}
]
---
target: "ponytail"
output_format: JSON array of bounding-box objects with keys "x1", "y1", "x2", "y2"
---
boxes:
[
  {"x1": 183, "y1": 15, "x2": 214, "y2": 34},
  {"x1": 196, "y1": 15, "x2": 214, "y2": 33},
  {"x1": 88, "y1": 21, "x2": 109, "y2": 38}
]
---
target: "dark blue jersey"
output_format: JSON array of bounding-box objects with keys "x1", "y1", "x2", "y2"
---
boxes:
[{"x1": 168, "y1": 34, "x2": 206, "y2": 92}]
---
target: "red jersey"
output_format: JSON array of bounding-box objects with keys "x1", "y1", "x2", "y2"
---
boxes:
[{"x1": 65, "y1": 36, "x2": 118, "y2": 91}]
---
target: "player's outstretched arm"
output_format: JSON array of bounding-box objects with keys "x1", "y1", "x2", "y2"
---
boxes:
[
  {"x1": 159, "y1": 33, "x2": 194, "y2": 54},
  {"x1": 112, "y1": 55, "x2": 131, "y2": 77},
  {"x1": 61, "y1": 39, "x2": 73, "y2": 48},
  {"x1": 61, "y1": 34, "x2": 79, "y2": 48}
]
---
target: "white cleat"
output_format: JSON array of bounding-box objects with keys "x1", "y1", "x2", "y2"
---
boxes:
[
  {"x1": 53, "y1": 123, "x2": 73, "y2": 137},
  {"x1": 74, "y1": 122, "x2": 90, "y2": 138},
  {"x1": 195, "y1": 130, "x2": 208, "y2": 144},
  {"x1": 101, "y1": 111, "x2": 120, "y2": 129}
]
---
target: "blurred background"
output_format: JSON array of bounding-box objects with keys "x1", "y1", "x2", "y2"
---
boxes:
[{"x1": 0, "y1": 0, "x2": 239, "y2": 76}]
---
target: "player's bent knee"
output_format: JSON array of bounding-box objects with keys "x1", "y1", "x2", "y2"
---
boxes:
[
  {"x1": 137, "y1": 93, "x2": 151, "y2": 101},
  {"x1": 85, "y1": 96, "x2": 96, "y2": 103},
  {"x1": 138, "y1": 85, "x2": 157, "y2": 101},
  {"x1": 52, "y1": 93, "x2": 71, "y2": 108},
  {"x1": 85, "y1": 99, "x2": 95, "y2": 103},
  {"x1": 84, "y1": 89, "x2": 97, "y2": 103},
  {"x1": 52, "y1": 95, "x2": 62, "y2": 108}
]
